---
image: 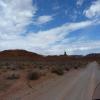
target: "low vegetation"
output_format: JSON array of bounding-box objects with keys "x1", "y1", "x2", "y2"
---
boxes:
[
  {"x1": 51, "y1": 65, "x2": 64, "y2": 75},
  {"x1": 65, "y1": 67, "x2": 70, "y2": 71},
  {"x1": 27, "y1": 71, "x2": 40, "y2": 80},
  {"x1": 0, "y1": 61, "x2": 88, "y2": 83},
  {"x1": 6, "y1": 72, "x2": 20, "y2": 80}
]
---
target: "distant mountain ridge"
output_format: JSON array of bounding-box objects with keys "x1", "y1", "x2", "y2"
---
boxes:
[
  {"x1": 0, "y1": 50, "x2": 41, "y2": 57},
  {"x1": 0, "y1": 49, "x2": 43, "y2": 61},
  {"x1": 86, "y1": 53, "x2": 100, "y2": 57},
  {"x1": 0, "y1": 49, "x2": 100, "y2": 62}
]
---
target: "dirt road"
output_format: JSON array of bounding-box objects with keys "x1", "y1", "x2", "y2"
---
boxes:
[{"x1": 1, "y1": 62, "x2": 100, "y2": 100}]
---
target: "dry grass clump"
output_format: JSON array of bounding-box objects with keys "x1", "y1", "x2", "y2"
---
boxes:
[
  {"x1": 2, "y1": 69, "x2": 7, "y2": 72},
  {"x1": 68, "y1": 61, "x2": 88, "y2": 69},
  {"x1": 51, "y1": 66, "x2": 64, "y2": 75},
  {"x1": 77, "y1": 61, "x2": 88, "y2": 68},
  {"x1": 6, "y1": 72, "x2": 20, "y2": 80}
]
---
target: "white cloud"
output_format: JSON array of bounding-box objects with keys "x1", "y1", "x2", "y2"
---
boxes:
[
  {"x1": 35, "y1": 15, "x2": 53, "y2": 25},
  {"x1": 0, "y1": 0, "x2": 37, "y2": 35},
  {"x1": 0, "y1": 19, "x2": 99, "y2": 55},
  {"x1": 29, "y1": 20, "x2": 95, "y2": 47},
  {"x1": 84, "y1": 0, "x2": 100, "y2": 18},
  {"x1": 44, "y1": 38, "x2": 100, "y2": 55},
  {"x1": 76, "y1": 0, "x2": 84, "y2": 6},
  {"x1": 66, "y1": 40, "x2": 100, "y2": 55}
]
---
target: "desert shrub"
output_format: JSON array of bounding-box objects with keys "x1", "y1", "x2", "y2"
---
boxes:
[
  {"x1": 5, "y1": 63, "x2": 9, "y2": 67},
  {"x1": 18, "y1": 65, "x2": 25, "y2": 70},
  {"x1": 11, "y1": 67, "x2": 17, "y2": 70},
  {"x1": 73, "y1": 61, "x2": 88, "y2": 69},
  {"x1": 39, "y1": 65, "x2": 44, "y2": 70},
  {"x1": 6, "y1": 73, "x2": 20, "y2": 80},
  {"x1": 39, "y1": 70, "x2": 46, "y2": 76},
  {"x1": 2, "y1": 69, "x2": 7, "y2": 72},
  {"x1": 27, "y1": 71, "x2": 40, "y2": 80},
  {"x1": 65, "y1": 67, "x2": 70, "y2": 71},
  {"x1": 51, "y1": 67, "x2": 64, "y2": 75},
  {"x1": 6, "y1": 66, "x2": 10, "y2": 69},
  {"x1": 74, "y1": 66, "x2": 78, "y2": 69}
]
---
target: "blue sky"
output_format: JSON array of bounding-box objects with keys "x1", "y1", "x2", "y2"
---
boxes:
[{"x1": 0, "y1": 0, "x2": 100, "y2": 55}]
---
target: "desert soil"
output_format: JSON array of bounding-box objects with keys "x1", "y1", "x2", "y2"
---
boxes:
[{"x1": 0, "y1": 62, "x2": 100, "y2": 100}]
